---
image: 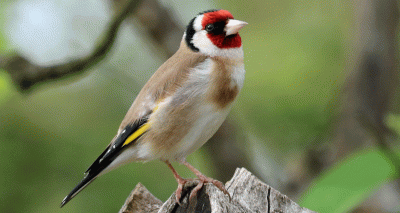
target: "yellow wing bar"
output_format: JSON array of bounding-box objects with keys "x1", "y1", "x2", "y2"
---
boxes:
[
  {"x1": 122, "y1": 122, "x2": 151, "y2": 147},
  {"x1": 122, "y1": 101, "x2": 162, "y2": 147}
]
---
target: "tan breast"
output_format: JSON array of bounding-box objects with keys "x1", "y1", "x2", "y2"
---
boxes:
[{"x1": 208, "y1": 57, "x2": 244, "y2": 109}]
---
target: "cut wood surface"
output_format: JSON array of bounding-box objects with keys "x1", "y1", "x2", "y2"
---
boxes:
[{"x1": 119, "y1": 168, "x2": 316, "y2": 213}]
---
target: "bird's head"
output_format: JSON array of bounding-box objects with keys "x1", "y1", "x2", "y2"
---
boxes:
[{"x1": 185, "y1": 9, "x2": 247, "y2": 58}]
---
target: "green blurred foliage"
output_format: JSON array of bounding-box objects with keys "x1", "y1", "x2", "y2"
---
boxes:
[
  {"x1": 299, "y1": 148, "x2": 398, "y2": 212},
  {"x1": 0, "y1": 70, "x2": 14, "y2": 105},
  {"x1": 387, "y1": 114, "x2": 400, "y2": 134},
  {"x1": 0, "y1": 0, "x2": 399, "y2": 212},
  {"x1": 0, "y1": 1, "x2": 12, "y2": 53},
  {"x1": 231, "y1": 0, "x2": 349, "y2": 153}
]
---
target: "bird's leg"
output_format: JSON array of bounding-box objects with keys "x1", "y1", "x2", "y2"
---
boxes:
[
  {"x1": 181, "y1": 160, "x2": 231, "y2": 201},
  {"x1": 164, "y1": 160, "x2": 194, "y2": 205}
]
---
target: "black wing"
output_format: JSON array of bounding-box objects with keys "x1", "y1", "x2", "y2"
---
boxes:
[{"x1": 60, "y1": 117, "x2": 149, "y2": 208}]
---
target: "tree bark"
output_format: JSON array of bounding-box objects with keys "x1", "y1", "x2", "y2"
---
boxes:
[{"x1": 120, "y1": 168, "x2": 315, "y2": 213}]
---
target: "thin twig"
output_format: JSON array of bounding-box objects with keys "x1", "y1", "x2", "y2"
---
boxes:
[{"x1": 0, "y1": 0, "x2": 144, "y2": 92}]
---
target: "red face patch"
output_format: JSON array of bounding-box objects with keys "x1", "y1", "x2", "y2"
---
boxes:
[{"x1": 202, "y1": 10, "x2": 242, "y2": 49}]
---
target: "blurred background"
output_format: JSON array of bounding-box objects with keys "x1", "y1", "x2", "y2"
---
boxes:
[{"x1": 1, "y1": 0, "x2": 400, "y2": 212}]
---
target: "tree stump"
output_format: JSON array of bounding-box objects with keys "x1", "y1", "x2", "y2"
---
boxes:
[{"x1": 119, "y1": 168, "x2": 316, "y2": 213}]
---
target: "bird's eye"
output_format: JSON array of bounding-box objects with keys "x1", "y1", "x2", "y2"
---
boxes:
[{"x1": 205, "y1": 24, "x2": 214, "y2": 32}]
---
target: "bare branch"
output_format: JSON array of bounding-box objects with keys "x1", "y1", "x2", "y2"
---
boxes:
[{"x1": 0, "y1": 0, "x2": 144, "y2": 92}]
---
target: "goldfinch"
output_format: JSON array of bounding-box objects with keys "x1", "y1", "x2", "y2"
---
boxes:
[{"x1": 60, "y1": 9, "x2": 247, "y2": 207}]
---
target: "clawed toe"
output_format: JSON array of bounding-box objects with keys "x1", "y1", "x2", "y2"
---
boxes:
[
  {"x1": 174, "y1": 178, "x2": 230, "y2": 205},
  {"x1": 182, "y1": 160, "x2": 231, "y2": 200},
  {"x1": 188, "y1": 180, "x2": 203, "y2": 201},
  {"x1": 175, "y1": 181, "x2": 184, "y2": 205},
  {"x1": 174, "y1": 178, "x2": 195, "y2": 205},
  {"x1": 165, "y1": 160, "x2": 231, "y2": 205},
  {"x1": 186, "y1": 176, "x2": 230, "y2": 202},
  {"x1": 210, "y1": 179, "x2": 231, "y2": 200}
]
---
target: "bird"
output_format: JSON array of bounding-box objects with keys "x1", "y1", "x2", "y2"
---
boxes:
[{"x1": 60, "y1": 9, "x2": 247, "y2": 207}]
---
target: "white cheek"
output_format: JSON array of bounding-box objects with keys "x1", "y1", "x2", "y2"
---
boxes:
[
  {"x1": 192, "y1": 31, "x2": 219, "y2": 56},
  {"x1": 193, "y1": 15, "x2": 204, "y2": 31}
]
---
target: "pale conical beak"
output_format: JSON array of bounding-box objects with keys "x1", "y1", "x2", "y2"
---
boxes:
[{"x1": 225, "y1": 19, "x2": 248, "y2": 36}]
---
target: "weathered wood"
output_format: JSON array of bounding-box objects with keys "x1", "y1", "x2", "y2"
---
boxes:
[
  {"x1": 118, "y1": 183, "x2": 163, "y2": 213},
  {"x1": 120, "y1": 168, "x2": 316, "y2": 213}
]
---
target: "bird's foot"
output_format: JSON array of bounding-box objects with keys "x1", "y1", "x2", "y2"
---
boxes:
[
  {"x1": 174, "y1": 175, "x2": 230, "y2": 205},
  {"x1": 181, "y1": 160, "x2": 231, "y2": 202},
  {"x1": 174, "y1": 177, "x2": 197, "y2": 205},
  {"x1": 165, "y1": 160, "x2": 230, "y2": 205},
  {"x1": 188, "y1": 173, "x2": 231, "y2": 201}
]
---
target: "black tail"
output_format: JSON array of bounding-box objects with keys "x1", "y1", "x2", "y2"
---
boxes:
[
  {"x1": 60, "y1": 172, "x2": 98, "y2": 208},
  {"x1": 59, "y1": 144, "x2": 112, "y2": 208},
  {"x1": 60, "y1": 144, "x2": 112, "y2": 208},
  {"x1": 60, "y1": 120, "x2": 149, "y2": 208}
]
